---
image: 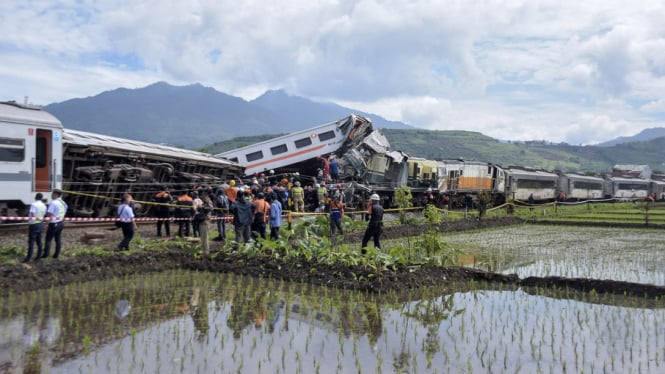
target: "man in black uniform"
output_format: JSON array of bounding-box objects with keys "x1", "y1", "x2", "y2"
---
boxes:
[{"x1": 361, "y1": 194, "x2": 384, "y2": 254}]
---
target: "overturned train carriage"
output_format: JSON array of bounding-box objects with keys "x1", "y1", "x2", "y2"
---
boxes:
[{"x1": 62, "y1": 129, "x2": 243, "y2": 217}]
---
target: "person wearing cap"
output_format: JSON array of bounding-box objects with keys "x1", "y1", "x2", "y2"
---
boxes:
[
  {"x1": 24, "y1": 193, "x2": 46, "y2": 263},
  {"x1": 226, "y1": 179, "x2": 238, "y2": 203},
  {"x1": 425, "y1": 188, "x2": 436, "y2": 206},
  {"x1": 268, "y1": 169, "x2": 277, "y2": 185},
  {"x1": 251, "y1": 192, "x2": 270, "y2": 239},
  {"x1": 291, "y1": 181, "x2": 305, "y2": 213},
  {"x1": 230, "y1": 189, "x2": 255, "y2": 243},
  {"x1": 361, "y1": 194, "x2": 384, "y2": 254},
  {"x1": 43, "y1": 189, "x2": 68, "y2": 259}
]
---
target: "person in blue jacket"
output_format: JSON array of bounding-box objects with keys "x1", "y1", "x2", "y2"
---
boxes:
[{"x1": 268, "y1": 193, "x2": 282, "y2": 240}]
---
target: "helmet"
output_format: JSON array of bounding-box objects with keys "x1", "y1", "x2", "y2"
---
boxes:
[
  {"x1": 370, "y1": 194, "x2": 380, "y2": 201},
  {"x1": 269, "y1": 169, "x2": 275, "y2": 174},
  {"x1": 295, "y1": 181, "x2": 301, "y2": 187},
  {"x1": 295, "y1": 172, "x2": 299, "y2": 176},
  {"x1": 229, "y1": 180, "x2": 236, "y2": 186},
  {"x1": 315, "y1": 184, "x2": 320, "y2": 188},
  {"x1": 426, "y1": 188, "x2": 432, "y2": 193}
]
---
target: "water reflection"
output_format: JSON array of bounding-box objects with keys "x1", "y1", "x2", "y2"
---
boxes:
[{"x1": 0, "y1": 270, "x2": 663, "y2": 373}]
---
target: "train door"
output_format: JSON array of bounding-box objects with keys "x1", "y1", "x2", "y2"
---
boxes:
[{"x1": 34, "y1": 129, "x2": 52, "y2": 192}]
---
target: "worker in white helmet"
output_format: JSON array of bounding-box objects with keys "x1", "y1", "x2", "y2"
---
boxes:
[{"x1": 361, "y1": 193, "x2": 384, "y2": 254}]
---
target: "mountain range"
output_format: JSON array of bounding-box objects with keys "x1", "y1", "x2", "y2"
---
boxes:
[
  {"x1": 42, "y1": 82, "x2": 665, "y2": 173},
  {"x1": 44, "y1": 82, "x2": 409, "y2": 148}
]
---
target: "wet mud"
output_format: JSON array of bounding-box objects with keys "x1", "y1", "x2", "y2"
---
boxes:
[{"x1": 2, "y1": 216, "x2": 664, "y2": 299}]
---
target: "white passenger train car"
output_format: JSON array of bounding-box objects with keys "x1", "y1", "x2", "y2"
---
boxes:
[
  {"x1": 558, "y1": 173, "x2": 604, "y2": 200},
  {"x1": 0, "y1": 101, "x2": 63, "y2": 216},
  {"x1": 504, "y1": 167, "x2": 558, "y2": 201},
  {"x1": 215, "y1": 115, "x2": 372, "y2": 176},
  {"x1": 606, "y1": 177, "x2": 650, "y2": 200}
]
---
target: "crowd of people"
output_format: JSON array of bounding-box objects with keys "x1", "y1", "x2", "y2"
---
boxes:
[
  {"x1": 143, "y1": 163, "x2": 386, "y2": 253},
  {"x1": 24, "y1": 159, "x2": 385, "y2": 261}
]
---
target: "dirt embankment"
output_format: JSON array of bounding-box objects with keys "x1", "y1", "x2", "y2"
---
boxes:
[{"x1": 2, "y1": 216, "x2": 664, "y2": 300}]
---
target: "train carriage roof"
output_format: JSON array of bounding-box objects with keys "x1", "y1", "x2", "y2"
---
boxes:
[
  {"x1": 63, "y1": 129, "x2": 240, "y2": 167},
  {"x1": 561, "y1": 173, "x2": 604, "y2": 182},
  {"x1": 504, "y1": 167, "x2": 558, "y2": 180},
  {"x1": 610, "y1": 176, "x2": 650, "y2": 183},
  {"x1": 0, "y1": 101, "x2": 63, "y2": 128}
]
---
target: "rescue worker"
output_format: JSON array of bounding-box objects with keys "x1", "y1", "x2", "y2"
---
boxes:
[
  {"x1": 153, "y1": 188, "x2": 173, "y2": 238},
  {"x1": 361, "y1": 194, "x2": 384, "y2": 254},
  {"x1": 226, "y1": 179, "x2": 239, "y2": 203},
  {"x1": 176, "y1": 191, "x2": 194, "y2": 237},
  {"x1": 291, "y1": 181, "x2": 305, "y2": 212},
  {"x1": 24, "y1": 193, "x2": 46, "y2": 263},
  {"x1": 316, "y1": 184, "x2": 327, "y2": 212},
  {"x1": 252, "y1": 192, "x2": 270, "y2": 239}
]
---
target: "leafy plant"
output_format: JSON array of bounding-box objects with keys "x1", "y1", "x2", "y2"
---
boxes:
[{"x1": 394, "y1": 186, "x2": 414, "y2": 224}]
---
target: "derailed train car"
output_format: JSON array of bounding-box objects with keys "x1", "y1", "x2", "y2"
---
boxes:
[
  {"x1": 62, "y1": 129, "x2": 243, "y2": 217},
  {"x1": 0, "y1": 101, "x2": 243, "y2": 219}
]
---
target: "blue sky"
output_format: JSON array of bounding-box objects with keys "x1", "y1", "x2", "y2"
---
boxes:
[{"x1": 1, "y1": 0, "x2": 665, "y2": 145}]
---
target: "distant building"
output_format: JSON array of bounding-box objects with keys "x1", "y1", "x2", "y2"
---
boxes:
[{"x1": 612, "y1": 164, "x2": 652, "y2": 179}]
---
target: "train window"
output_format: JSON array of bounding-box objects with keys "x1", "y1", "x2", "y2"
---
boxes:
[
  {"x1": 318, "y1": 130, "x2": 335, "y2": 141},
  {"x1": 245, "y1": 150, "x2": 264, "y2": 162},
  {"x1": 271, "y1": 144, "x2": 288, "y2": 155},
  {"x1": 294, "y1": 137, "x2": 312, "y2": 149},
  {"x1": 35, "y1": 137, "x2": 47, "y2": 168},
  {"x1": 617, "y1": 183, "x2": 649, "y2": 191},
  {"x1": 0, "y1": 137, "x2": 24, "y2": 162},
  {"x1": 573, "y1": 181, "x2": 602, "y2": 190},
  {"x1": 519, "y1": 180, "x2": 556, "y2": 189}
]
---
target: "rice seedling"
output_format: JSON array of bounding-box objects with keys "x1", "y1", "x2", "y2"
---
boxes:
[{"x1": 1, "y1": 221, "x2": 664, "y2": 373}]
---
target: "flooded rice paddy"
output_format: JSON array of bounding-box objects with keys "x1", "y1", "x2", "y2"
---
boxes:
[
  {"x1": 444, "y1": 225, "x2": 665, "y2": 285},
  {"x1": 2, "y1": 258, "x2": 664, "y2": 373}
]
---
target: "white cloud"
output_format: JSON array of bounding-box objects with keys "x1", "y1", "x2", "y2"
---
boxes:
[{"x1": 1, "y1": 0, "x2": 665, "y2": 144}]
